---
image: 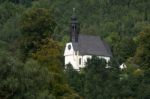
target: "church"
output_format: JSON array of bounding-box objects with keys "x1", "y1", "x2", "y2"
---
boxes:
[{"x1": 64, "y1": 11, "x2": 112, "y2": 70}]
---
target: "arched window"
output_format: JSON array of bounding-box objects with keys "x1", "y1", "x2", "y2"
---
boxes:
[{"x1": 68, "y1": 45, "x2": 71, "y2": 50}]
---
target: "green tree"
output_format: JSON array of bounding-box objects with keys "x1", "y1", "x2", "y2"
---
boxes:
[
  {"x1": 0, "y1": 2, "x2": 24, "y2": 29},
  {"x1": 0, "y1": 51, "x2": 80, "y2": 99},
  {"x1": 65, "y1": 64, "x2": 85, "y2": 97},
  {"x1": 114, "y1": 37, "x2": 136, "y2": 63},
  {"x1": 20, "y1": 8, "x2": 56, "y2": 60},
  {"x1": 133, "y1": 26, "x2": 150, "y2": 69},
  {"x1": 0, "y1": 0, "x2": 33, "y2": 6},
  {"x1": 132, "y1": 26, "x2": 150, "y2": 99},
  {"x1": 0, "y1": 16, "x2": 21, "y2": 42},
  {"x1": 31, "y1": 38, "x2": 81, "y2": 99},
  {"x1": 0, "y1": 53, "x2": 53, "y2": 98},
  {"x1": 84, "y1": 56, "x2": 109, "y2": 99}
]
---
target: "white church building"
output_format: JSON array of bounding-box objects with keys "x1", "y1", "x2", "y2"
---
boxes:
[{"x1": 64, "y1": 11, "x2": 112, "y2": 70}]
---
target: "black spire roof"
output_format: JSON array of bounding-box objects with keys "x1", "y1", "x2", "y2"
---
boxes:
[
  {"x1": 69, "y1": 9, "x2": 112, "y2": 57},
  {"x1": 70, "y1": 8, "x2": 79, "y2": 42}
]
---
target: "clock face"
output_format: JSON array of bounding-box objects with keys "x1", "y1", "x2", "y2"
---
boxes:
[{"x1": 68, "y1": 45, "x2": 71, "y2": 50}]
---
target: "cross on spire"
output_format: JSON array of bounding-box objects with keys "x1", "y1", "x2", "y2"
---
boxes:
[{"x1": 73, "y1": 8, "x2": 76, "y2": 15}]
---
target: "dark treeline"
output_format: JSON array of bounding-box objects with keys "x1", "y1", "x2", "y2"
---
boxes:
[{"x1": 0, "y1": 0, "x2": 149, "y2": 99}]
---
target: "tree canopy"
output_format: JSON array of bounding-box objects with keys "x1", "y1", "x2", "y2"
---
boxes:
[{"x1": 0, "y1": 0, "x2": 149, "y2": 98}]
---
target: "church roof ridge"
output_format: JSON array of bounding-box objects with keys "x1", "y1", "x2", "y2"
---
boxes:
[{"x1": 72, "y1": 34, "x2": 112, "y2": 57}]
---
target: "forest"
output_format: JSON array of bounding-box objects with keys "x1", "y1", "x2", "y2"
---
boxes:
[{"x1": 0, "y1": 0, "x2": 150, "y2": 99}]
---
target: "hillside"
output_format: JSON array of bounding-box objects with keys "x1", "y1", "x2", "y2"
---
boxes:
[{"x1": 0, "y1": 0, "x2": 150, "y2": 99}]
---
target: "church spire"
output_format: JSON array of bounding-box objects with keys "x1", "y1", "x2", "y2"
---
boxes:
[{"x1": 70, "y1": 8, "x2": 79, "y2": 42}]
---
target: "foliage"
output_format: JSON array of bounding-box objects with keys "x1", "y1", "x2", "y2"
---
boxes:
[
  {"x1": 32, "y1": 38, "x2": 62, "y2": 64},
  {"x1": 30, "y1": 36, "x2": 80, "y2": 98},
  {"x1": 20, "y1": 8, "x2": 56, "y2": 59},
  {"x1": 0, "y1": 0, "x2": 34, "y2": 6},
  {"x1": 65, "y1": 64, "x2": 85, "y2": 97},
  {"x1": 133, "y1": 26, "x2": 150, "y2": 69},
  {"x1": 0, "y1": 16, "x2": 21, "y2": 42},
  {"x1": 65, "y1": 56, "x2": 150, "y2": 99},
  {"x1": 0, "y1": 0, "x2": 149, "y2": 98},
  {"x1": 0, "y1": 2, "x2": 24, "y2": 27},
  {"x1": 113, "y1": 36, "x2": 136, "y2": 64},
  {"x1": 0, "y1": 53, "x2": 52, "y2": 98},
  {"x1": 84, "y1": 57, "x2": 108, "y2": 99},
  {"x1": 0, "y1": 50, "x2": 80, "y2": 99}
]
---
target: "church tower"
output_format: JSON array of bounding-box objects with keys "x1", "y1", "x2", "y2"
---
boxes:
[
  {"x1": 64, "y1": 9, "x2": 112, "y2": 70},
  {"x1": 70, "y1": 8, "x2": 79, "y2": 42}
]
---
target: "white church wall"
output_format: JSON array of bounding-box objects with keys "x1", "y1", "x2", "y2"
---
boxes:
[
  {"x1": 64, "y1": 43, "x2": 80, "y2": 69},
  {"x1": 98, "y1": 56, "x2": 110, "y2": 63},
  {"x1": 82, "y1": 55, "x2": 92, "y2": 67},
  {"x1": 65, "y1": 55, "x2": 79, "y2": 69},
  {"x1": 64, "y1": 43, "x2": 111, "y2": 70},
  {"x1": 64, "y1": 42, "x2": 74, "y2": 56},
  {"x1": 65, "y1": 54, "x2": 110, "y2": 70},
  {"x1": 81, "y1": 55, "x2": 110, "y2": 68}
]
